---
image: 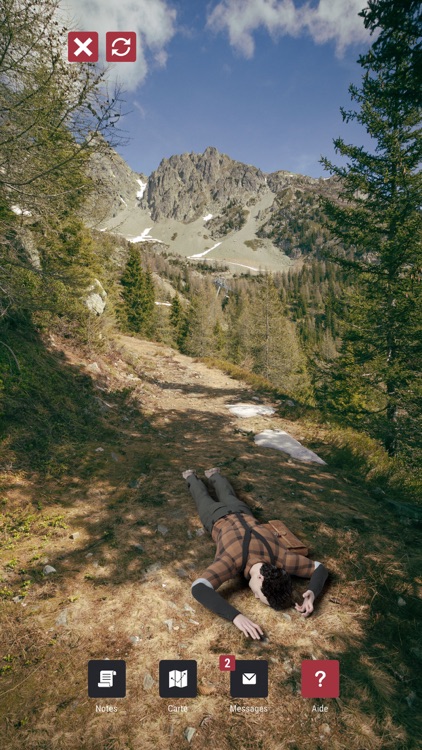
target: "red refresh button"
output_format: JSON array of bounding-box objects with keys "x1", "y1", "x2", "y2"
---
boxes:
[{"x1": 106, "y1": 32, "x2": 137, "y2": 63}]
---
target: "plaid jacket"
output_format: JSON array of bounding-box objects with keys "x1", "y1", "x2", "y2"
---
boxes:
[{"x1": 201, "y1": 513, "x2": 315, "y2": 589}]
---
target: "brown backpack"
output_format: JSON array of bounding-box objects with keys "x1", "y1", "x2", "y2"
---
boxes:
[{"x1": 261, "y1": 519, "x2": 309, "y2": 557}]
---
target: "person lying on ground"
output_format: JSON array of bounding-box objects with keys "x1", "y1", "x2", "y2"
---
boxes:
[{"x1": 182, "y1": 468, "x2": 329, "y2": 640}]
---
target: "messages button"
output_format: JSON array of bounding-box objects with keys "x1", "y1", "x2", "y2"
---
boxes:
[{"x1": 230, "y1": 660, "x2": 268, "y2": 698}]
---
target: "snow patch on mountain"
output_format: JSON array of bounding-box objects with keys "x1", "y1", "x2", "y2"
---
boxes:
[
  {"x1": 129, "y1": 227, "x2": 164, "y2": 244},
  {"x1": 227, "y1": 262, "x2": 259, "y2": 271},
  {"x1": 136, "y1": 179, "x2": 147, "y2": 200},
  {"x1": 188, "y1": 242, "x2": 221, "y2": 259}
]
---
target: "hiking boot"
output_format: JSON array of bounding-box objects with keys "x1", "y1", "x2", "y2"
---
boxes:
[
  {"x1": 182, "y1": 469, "x2": 195, "y2": 480},
  {"x1": 204, "y1": 467, "x2": 220, "y2": 478}
]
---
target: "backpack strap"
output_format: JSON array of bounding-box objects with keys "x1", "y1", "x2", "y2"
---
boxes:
[{"x1": 235, "y1": 513, "x2": 276, "y2": 571}]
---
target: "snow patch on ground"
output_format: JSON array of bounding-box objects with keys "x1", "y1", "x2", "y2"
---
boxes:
[
  {"x1": 128, "y1": 228, "x2": 164, "y2": 244},
  {"x1": 228, "y1": 403, "x2": 275, "y2": 418},
  {"x1": 136, "y1": 179, "x2": 147, "y2": 199},
  {"x1": 155, "y1": 301, "x2": 171, "y2": 307},
  {"x1": 188, "y1": 242, "x2": 221, "y2": 259},
  {"x1": 203, "y1": 213, "x2": 213, "y2": 222},
  {"x1": 254, "y1": 429, "x2": 326, "y2": 464},
  {"x1": 11, "y1": 205, "x2": 32, "y2": 216},
  {"x1": 119, "y1": 196, "x2": 128, "y2": 207}
]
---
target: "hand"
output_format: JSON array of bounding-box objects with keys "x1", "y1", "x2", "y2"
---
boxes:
[
  {"x1": 233, "y1": 614, "x2": 264, "y2": 639},
  {"x1": 295, "y1": 590, "x2": 315, "y2": 617}
]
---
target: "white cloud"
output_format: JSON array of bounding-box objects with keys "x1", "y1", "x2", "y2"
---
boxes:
[
  {"x1": 302, "y1": 0, "x2": 371, "y2": 53},
  {"x1": 207, "y1": 0, "x2": 370, "y2": 58},
  {"x1": 62, "y1": 0, "x2": 177, "y2": 90}
]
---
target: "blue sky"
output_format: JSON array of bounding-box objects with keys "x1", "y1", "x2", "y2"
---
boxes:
[{"x1": 65, "y1": 0, "x2": 374, "y2": 178}]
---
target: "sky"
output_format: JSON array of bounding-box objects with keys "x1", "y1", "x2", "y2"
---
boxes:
[{"x1": 63, "y1": 0, "x2": 375, "y2": 179}]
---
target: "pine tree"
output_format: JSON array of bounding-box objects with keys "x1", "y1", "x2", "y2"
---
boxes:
[
  {"x1": 320, "y1": 0, "x2": 422, "y2": 457},
  {"x1": 170, "y1": 294, "x2": 182, "y2": 330},
  {"x1": 169, "y1": 294, "x2": 188, "y2": 350},
  {"x1": 142, "y1": 266, "x2": 156, "y2": 338},
  {"x1": 120, "y1": 247, "x2": 155, "y2": 335}
]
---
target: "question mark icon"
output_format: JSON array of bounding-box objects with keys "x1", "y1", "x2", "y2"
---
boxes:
[
  {"x1": 315, "y1": 670, "x2": 326, "y2": 687},
  {"x1": 302, "y1": 660, "x2": 339, "y2": 698}
]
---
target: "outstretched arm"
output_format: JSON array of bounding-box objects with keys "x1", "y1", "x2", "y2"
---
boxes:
[
  {"x1": 191, "y1": 579, "x2": 263, "y2": 639},
  {"x1": 295, "y1": 562, "x2": 329, "y2": 617}
]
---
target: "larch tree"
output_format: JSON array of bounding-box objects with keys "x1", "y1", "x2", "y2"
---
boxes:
[
  {"x1": 0, "y1": 0, "x2": 121, "y2": 326},
  {"x1": 0, "y1": 0, "x2": 120, "y2": 220},
  {"x1": 223, "y1": 290, "x2": 254, "y2": 367},
  {"x1": 248, "y1": 276, "x2": 311, "y2": 400},
  {"x1": 183, "y1": 281, "x2": 222, "y2": 358}
]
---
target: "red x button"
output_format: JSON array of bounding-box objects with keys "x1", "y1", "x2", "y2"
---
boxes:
[
  {"x1": 106, "y1": 32, "x2": 137, "y2": 63},
  {"x1": 68, "y1": 32, "x2": 99, "y2": 63}
]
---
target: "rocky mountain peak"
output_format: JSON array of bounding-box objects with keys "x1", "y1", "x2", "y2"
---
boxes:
[
  {"x1": 82, "y1": 141, "x2": 341, "y2": 269},
  {"x1": 143, "y1": 146, "x2": 269, "y2": 222}
]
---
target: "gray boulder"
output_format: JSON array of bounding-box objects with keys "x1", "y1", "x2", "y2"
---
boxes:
[{"x1": 85, "y1": 279, "x2": 107, "y2": 315}]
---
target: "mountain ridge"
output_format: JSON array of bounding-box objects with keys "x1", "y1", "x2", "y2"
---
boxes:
[{"x1": 86, "y1": 143, "x2": 339, "y2": 273}]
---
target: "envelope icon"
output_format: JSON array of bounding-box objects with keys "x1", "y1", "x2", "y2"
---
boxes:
[{"x1": 242, "y1": 672, "x2": 257, "y2": 685}]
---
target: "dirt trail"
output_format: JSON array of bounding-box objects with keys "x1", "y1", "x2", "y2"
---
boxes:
[{"x1": 1, "y1": 334, "x2": 419, "y2": 750}]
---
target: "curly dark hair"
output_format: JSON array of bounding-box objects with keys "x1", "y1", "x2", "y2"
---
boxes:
[{"x1": 260, "y1": 563, "x2": 293, "y2": 610}]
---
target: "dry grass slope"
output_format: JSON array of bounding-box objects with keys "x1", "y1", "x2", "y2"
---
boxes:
[{"x1": 0, "y1": 335, "x2": 420, "y2": 750}]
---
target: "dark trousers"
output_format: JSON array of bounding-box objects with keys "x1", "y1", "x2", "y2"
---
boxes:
[{"x1": 186, "y1": 473, "x2": 254, "y2": 533}]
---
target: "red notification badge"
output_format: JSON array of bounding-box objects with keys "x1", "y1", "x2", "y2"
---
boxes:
[
  {"x1": 106, "y1": 32, "x2": 137, "y2": 63},
  {"x1": 301, "y1": 660, "x2": 340, "y2": 698},
  {"x1": 219, "y1": 655, "x2": 236, "y2": 671},
  {"x1": 68, "y1": 32, "x2": 99, "y2": 63}
]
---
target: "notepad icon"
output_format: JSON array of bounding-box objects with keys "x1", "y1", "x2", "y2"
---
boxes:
[
  {"x1": 98, "y1": 669, "x2": 116, "y2": 688},
  {"x1": 169, "y1": 669, "x2": 188, "y2": 689},
  {"x1": 88, "y1": 660, "x2": 126, "y2": 698}
]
